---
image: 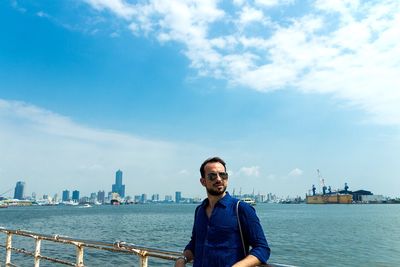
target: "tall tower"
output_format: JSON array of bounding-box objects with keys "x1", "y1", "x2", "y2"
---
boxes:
[
  {"x1": 62, "y1": 190, "x2": 70, "y2": 201},
  {"x1": 116, "y1": 170, "x2": 123, "y2": 186},
  {"x1": 112, "y1": 169, "x2": 125, "y2": 198},
  {"x1": 72, "y1": 190, "x2": 80, "y2": 202},
  {"x1": 175, "y1": 191, "x2": 182, "y2": 203},
  {"x1": 14, "y1": 181, "x2": 25, "y2": 200}
]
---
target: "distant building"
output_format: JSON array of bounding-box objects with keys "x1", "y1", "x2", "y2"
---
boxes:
[
  {"x1": 267, "y1": 193, "x2": 277, "y2": 202},
  {"x1": 255, "y1": 194, "x2": 266, "y2": 203},
  {"x1": 124, "y1": 196, "x2": 133, "y2": 204},
  {"x1": 62, "y1": 190, "x2": 70, "y2": 202},
  {"x1": 134, "y1": 195, "x2": 141, "y2": 203},
  {"x1": 90, "y1": 192, "x2": 97, "y2": 203},
  {"x1": 151, "y1": 194, "x2": 160, "y2": 202},
  {"x1": 80, "y1": 196, "x2": 89, "y2": 203},
  {"x1": 175, "y1": 191, "x2": 182, "y2": 203},
  {"x1": 193, "y1": 197, "x2": 202, "y2": 203},
  {"x1": 97, "y1": 190, "x2": 105, "y2": 204},
  {"x1": 112, "y1": 170, "x2": 126, "y2": 198},
  {"x1": 141, "y1": 194, "x2": 147, "y2": 203},
  {"x1": 14, "y1": 181, "x2": 25, "y2": 200},
  {"x1": 72, "y1": 190, "x2": 80, "y2": 202},
  {"x1": 361, "y1": 195, "x2": 384, "y2": 203},
  {"x1": 164, "y1": 195, "x2": 173, "y2": 202},
  {"x1": 351, "y1": 190, "x2": 373, "y2": 202}
]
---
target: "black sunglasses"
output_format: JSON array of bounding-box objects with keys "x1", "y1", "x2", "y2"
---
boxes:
[{"x1": 206, "y1": 172, "x2": 229, "y2": 181}]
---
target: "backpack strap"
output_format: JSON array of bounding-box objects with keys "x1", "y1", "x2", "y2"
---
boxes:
[{"x1": 236, "y1": 200, "x2": 247, "y2": 256}]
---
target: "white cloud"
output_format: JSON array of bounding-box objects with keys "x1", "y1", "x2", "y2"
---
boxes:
[
  {"x1": 36, "y1": 11, "x2": 50, "y2": 18},
  {"x1": 238, "y1": 166, "x2": 260, "y2": 177},
  {"x1": 233, "y1": 0, "x2": 245, "y2": 7},
  {"x1": 11, "y1": 0, "x2": 26, "y2": 13},
  {"x1": 289, "y1": 168, "x2": 303, "y2": 177},
  {"x1": 315, "y1": 0, "x2": 360, "y2": 18},
  {"x1": 0, "y1": 99, "x2": 202, "y2": 197},
  {"x1": 238, "y1": 6, "x2": 266, "y2": 26},
  {"x1": 83, "y1": 0, "x2": 136, "y2": 19},
  {"x1": 110, "y1": 32, "x2": 119, "y2": 38},
  {"x1": 255, "y1": 0, "x2": 294, "y2": 8},
  {"x1": 82, "y1": 0, "x2": 400, "y2": 126}
]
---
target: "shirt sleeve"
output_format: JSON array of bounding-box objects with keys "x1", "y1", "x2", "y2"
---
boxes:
[
  {"x1": 184, "y1": 231, "x2": 195, "y2": 254},
  {"x1": 184, "y1": 205, "x2": 200, "y2": 254},
  {"x1": 239, "y1": 202, "x2": 271, "y2": 263}
]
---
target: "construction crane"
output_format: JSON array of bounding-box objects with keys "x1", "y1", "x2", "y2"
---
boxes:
[{"x1": 317, "y1": 169, "x2": 327, "y2": 195}]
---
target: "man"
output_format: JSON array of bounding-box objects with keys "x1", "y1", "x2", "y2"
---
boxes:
[{"x1": 175, "y1": 157, "x2": 270, "y2": 267}]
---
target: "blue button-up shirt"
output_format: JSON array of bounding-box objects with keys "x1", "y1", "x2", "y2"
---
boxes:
[{"x1": 185, "y1": 192, "x2": 270, "y2": 267}]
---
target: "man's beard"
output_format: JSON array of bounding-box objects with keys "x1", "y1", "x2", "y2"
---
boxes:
[{"x1": 207, "y1": 185, "x2": 227, "y2": 196}]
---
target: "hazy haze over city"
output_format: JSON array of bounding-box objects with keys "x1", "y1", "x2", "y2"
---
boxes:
[{"x1": 1, "y1": 0, "x2": 400, "y2": 199}]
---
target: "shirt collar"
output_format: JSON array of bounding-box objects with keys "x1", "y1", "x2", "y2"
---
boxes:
[{"x1": 201, "y1": 191, "x2": 232, "y2": 208}]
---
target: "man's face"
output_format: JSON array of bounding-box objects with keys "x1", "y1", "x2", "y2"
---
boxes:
[{"x1": 201, "y1": 162, "x2": 228, "y2": 196}]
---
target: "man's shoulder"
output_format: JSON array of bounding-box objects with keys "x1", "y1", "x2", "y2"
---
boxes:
[
  {"x1": 237, "y1": 199, "x2": 257, "y2": 215},
  {"x1": 221, "y1": 192, "x2": 240, "y2": 204},
  {"x1": 222, "y1": 194, "x2": 255, "y2": 211}
]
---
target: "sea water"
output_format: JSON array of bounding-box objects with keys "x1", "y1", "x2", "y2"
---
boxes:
[{"x1": 1, "y1": 203, "x2": 399, "y2": 267}]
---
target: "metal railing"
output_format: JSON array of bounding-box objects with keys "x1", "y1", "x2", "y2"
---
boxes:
[{"x1": 0, "y1": 227, "x2": 295, "y2": 267}]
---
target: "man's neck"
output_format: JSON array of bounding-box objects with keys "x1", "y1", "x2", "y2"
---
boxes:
[{"x1": 207, "y1": 192, "x2": 226, "y2": 209}]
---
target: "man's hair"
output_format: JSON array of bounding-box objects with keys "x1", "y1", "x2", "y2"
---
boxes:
[{"x1": 200, "y1": 157, "x2": 226, "y2": 178}]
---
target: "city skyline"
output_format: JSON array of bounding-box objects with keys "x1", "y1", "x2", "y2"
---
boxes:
[
  {"x1": 1, "y1": 170, "x2": 391, "y2": 201},
  {"x1": 3, "y1": 176, "x2": 304, "y2": 206},
  {"x1": 1, "y1": 1, "x2": 400, "y2": 198}
]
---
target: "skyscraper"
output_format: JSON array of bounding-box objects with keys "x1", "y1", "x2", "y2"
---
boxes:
[
  {"x1": 116, "y1": 170, "x2": 122, "y2": 186},
  {"x1": 175, "y1": 191, "x2": 182, "y2": 203},
  {"x1": 97, "y1": 190, "x2": 105, "y2": 204},
  {"x1": 151, "y1": 194, "x2": 160, "y2": 202},
  {"x1": 112, "y1": 169, "x2": 125, "y2": 198},
  {"x1": 72, "y1": 190, "x2": 80, "y2": 202},
  {"x1": 62, "y1": 190, "x2": 70, "y2": 202},
  {"x1": 90, "y1": 192, "x2": 97, "y2": 203},
  {"x1": 14, "y1": 181, "x2": 25, "y2": 200},
  {"x1": 141, "y1": 193, "x2": 147, "y2": 203}
]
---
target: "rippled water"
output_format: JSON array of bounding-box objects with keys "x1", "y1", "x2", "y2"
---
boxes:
[{"x1": 1, "y1": 204, "x2": 399, "y2": 266}]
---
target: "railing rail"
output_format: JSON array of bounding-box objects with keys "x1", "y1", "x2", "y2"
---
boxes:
[{"x1": 0, "y1": 227, "x2": 295, "y2": 267}]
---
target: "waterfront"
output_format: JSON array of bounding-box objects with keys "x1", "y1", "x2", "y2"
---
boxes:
[{"x1": 1, "y1": 203, "x2": 399, "y2": 267}]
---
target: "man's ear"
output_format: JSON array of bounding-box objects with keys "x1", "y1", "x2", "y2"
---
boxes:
[{"x1": 200, "y1": 177, "x2": 206, "y2": 186}]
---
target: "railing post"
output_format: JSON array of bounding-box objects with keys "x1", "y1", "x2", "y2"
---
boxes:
[
  {"x1": 34, "y1": 237, "x2": 42, "y2": 267},
  {"x1": 139, "y1": 251, "x2": 148, "y2": 267},
  {"x1": 5, "y1": 232, "x2": 12, "y2": 266},
  {"x1": 76, "y1": 243, "x2": 84, "y2": 267}
]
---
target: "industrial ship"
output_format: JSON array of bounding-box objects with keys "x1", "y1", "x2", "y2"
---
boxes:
[
  {"x1": 306, "y1": 194, "x2": 352, "y2": 204},
  {"x1": 306, "y1": 170, "x2": 353, "y2": 204}
]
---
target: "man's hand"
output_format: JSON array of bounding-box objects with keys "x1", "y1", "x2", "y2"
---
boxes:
[
  {"x1": 175, "y1": 249, "x2": 193, "y2": 267},
  {"x1": 174, "y1": 257, "x2": 186, "y2": 267}
]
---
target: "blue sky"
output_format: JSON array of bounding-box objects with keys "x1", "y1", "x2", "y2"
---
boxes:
[{"x1": 1, "y1": 0, "x2": 399, "y2": 199}]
